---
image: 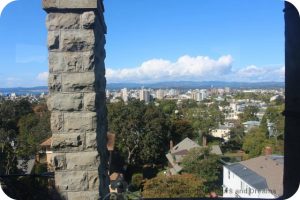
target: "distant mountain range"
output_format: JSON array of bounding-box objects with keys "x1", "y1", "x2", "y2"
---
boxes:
[{"x1": 0, "y1": 81, "x2": 284, "y2": 94}]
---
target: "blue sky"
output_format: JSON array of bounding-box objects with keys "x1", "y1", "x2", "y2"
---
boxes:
[{"x1": 0, "y1": 0, "x2": 284, "y2": 87}]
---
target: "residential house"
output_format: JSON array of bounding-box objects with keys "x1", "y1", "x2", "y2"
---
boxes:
[
  {"x1": 166, "y1": 137, "x2": 222, "y2": 175},
  {"x1": 210, "y1": 124, "x2": 231, "y2": 142},
  {"x1": 223, "y1": 155, "x2": 283, "y2": 198}
]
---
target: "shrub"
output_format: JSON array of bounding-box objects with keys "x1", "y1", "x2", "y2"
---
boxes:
[
  {"x1": 131, "y1": 173, "x2": 143, "y2": 190},
  {"x1": 142, "y1": 173, "x2": 205, "y2": 198}
]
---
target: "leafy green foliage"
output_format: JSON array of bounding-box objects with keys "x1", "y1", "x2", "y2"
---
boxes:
[
  {"x1": 260, "y1": 104, "x2": 284, "y2": 137},
  {"x1": 238, "y1": 105, "x2": 259, "y2": 122},
  {"x1": 242, "y1": 127, "x2": 267, "y2": 158},
  {"x1": 185, "y1": 102, "x2": 224, "y2": 136},
  {"x1": 131, "y1": 173, "x2": 143, "y2": 190},
  {"x1": 170, "y1": 119, "x2": 194, "y2": 143},
  {"x1": 0, "y1": 100, "x2": 50, "y2": 175},
  {"x1": 108, "y1": 100, "x2": 170, "y2": 165},
  {"x1": 181, "y1": 147, "x2": 222, "y2": 193},
  {"x1": 157, "y1": 100, "x2": 177, "y2": 115},
  {"x1": 222, "y1": 122, "x2": 245, "y2": 151},
  {"x1": 142, "y1": 173, "x2": 205, "y2": 198}
]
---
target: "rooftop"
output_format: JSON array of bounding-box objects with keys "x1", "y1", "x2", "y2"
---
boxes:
[
  {"x1": 226, "y1": 155, "x2": 283, "y2": 197},
  {"x1": 240, "y1": 155, "x2": 283, "y2": 196}
]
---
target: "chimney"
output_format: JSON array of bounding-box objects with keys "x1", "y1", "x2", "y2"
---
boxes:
[
  {"x1": 35, "y1": 153, "x2": 40, "y2": 163},
  {"x1": 264, "y1": 146, "x2": 272, "y2": 156},
  {"x1": 202, "y1": 135, "x2": 207, "y2": 147},
  {"x1": 170, "y1": 140, "x2": 174, "y2": 150}
]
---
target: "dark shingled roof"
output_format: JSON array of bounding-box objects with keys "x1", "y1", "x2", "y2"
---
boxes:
[{"x1": 225, "y1": 163, "x2": 268, "y2": 190}]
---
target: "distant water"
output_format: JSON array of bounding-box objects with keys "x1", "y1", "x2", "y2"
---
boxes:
[{"x1": 0, "y1": 87, "x2": 48, "y2": 96}]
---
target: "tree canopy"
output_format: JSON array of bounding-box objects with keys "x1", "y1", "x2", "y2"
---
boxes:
[
  {"x1": 107, "y1": 100, "x2": 170, "y2": 166},
  {"x1": 142, "y1": 173, "x2": 205, "y2": 198},
  {"x1": 181, "y1": 147, "x2": 222, "y2": 193}
]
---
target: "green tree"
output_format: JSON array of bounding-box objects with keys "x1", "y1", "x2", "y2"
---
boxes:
[
  {"x1": 260, "y1": 104, "x2": 284, "y2": 137},
  {"x1": 242, "y1": 127, "x2": 267, "y2": 158},
  {"x1": 170, "y1": 119, "x2": 194, "y2": 143},
  {"x1": 222, "y1": 122, "x2": 245, "y2": 152},
  {"x1": 0, "y1": 99, "x2": 33, "y2": 175},
  {"x1": 157, "y1": 100, "x2": 177, "y2": 115},
  {"x1": 131, "y1": 173, "x2": 143, "y2": 190},
  {"x1": 181, "y1": 147, "x2": 222, "y2": 193},
  {"x1": 107, "y1": 100, "x2": 170, "y2": 166},
  {"x1": 239, "y1": 105, "x2": 259, "y2": 122},
  {"x1": 0, "y1": 100, "x2": 50, "y2": 175},
  {"x1": 139, "y1": 104, "x2": 170, "y2": 164},
  {"x1": 185, "y1": 102, "x2": 224, "y2": 140},
  {"x1": 142, "y1": 173, "x2": 205, "y2": 198}
]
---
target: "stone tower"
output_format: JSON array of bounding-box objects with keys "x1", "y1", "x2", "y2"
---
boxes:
[{"x1": 43, "y1": 0, "x2": 109, "y2": 199}]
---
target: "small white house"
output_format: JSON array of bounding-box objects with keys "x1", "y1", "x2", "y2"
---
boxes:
[
  {"x1": 210, "y1": 125, "x2": 231, "y2": 142},
  {"x1": 223, "y1": 155, "x2": 283, "y2": 198}
]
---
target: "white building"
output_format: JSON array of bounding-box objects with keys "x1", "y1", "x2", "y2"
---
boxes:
[
  {"x1": 156, "y1": 89, "x2": 165, "y2": 100},
  {"x1": 106, "y1": 90, "x2": 110, "y2": 99},
  {"x1": 121, "y1": 88, "x2": 129, "y2": 102},
  {"x1": 10, "y1": 93, "x2": 17, "y2": 100},
  {"x1": 223, "y1": 155, "x2": 283, "y2": 198},
  {"x1": 225, "y1": 112, "x2": 240, "y2": 121},
  {"x1": 139, "y1": 88, "x2": 150, "y2": 103},
  {"x1": 191, "y1": 89, "x2": 207, "y2": 102},
  {"x1": 167, "y1": 89, "x2": 179, "y2": 97},
  {"x1": 210, "y1": 125, "x2": 231, "y2": 142}
]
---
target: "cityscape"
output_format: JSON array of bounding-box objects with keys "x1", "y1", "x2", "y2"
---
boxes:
[
  {"x1": 1, "y1": 84, "x2": 285, "y2": 198},
  {"x1": 0, "y1": 0, "x2": 296, "y2": 199}
]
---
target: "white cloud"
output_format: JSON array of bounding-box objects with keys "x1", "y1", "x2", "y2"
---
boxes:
[
  {"x1": 37, "y1": 72, "x2": 49, "y2": 81},
  {"x1": 106, "y1": 54, "x2": 285, "y2": 83},
  {"x1": 233, "y1": 65, "x2": 285, "y2": 82},
  {"x1": 106, "y1": 55, "x2": 234, "y2": 82}
]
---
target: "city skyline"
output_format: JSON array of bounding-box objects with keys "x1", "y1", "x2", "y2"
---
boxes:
[{"x1": 0, "y1": 0, "x2": 284, "y2": 87}]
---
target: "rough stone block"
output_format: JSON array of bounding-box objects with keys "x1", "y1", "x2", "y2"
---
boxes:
[
  {"x1": 47, "y1": 13, "x2": 80, "y2": 31},
  {"x1": 67, "y1": 191, "x2": 99, "y2": 200},
  {"x1": 62, "y1": 72, "x2": 95, "y2": 92},
  {"x1": 81, "y1": 51, "x2": 95, "y2": 71},
  {"x1": 85, "y1": 132, "x2": 97, "y2": 150},
  {"x1": 49, "y1": 51, "x2": 96, "y2": 73},
  {"x1": 66, "y1": 151, "x2": 99, "y2": 170},
  {"x1": 63, "y1": 112, "x2": 97, "y2": 132},
  {"x1": 59, "y1": 0, "x2": 98, "y2": 9},
  {"x1": 81, "y1": 11, "x2": 96, "y2": 29},
  {"x1": 48, "y1": 31, "x2": 60, "y2": 50},
  {"x1": 88, "y1": 170, "x2": 99, "y2": 190},
  {"x1": 48, "y1": 73, "x2": 62, "y2": 92},
  {"x1": 52, "y1": 133, "x2": 84, "y2": 151},
  {"x1": 60, "y1": 30, "x2": 95, "y2": 51},
  {"x1": 42, "y1": 0, "x2": 58, "y2": 10},
  {"x1": 51, "y1": 153, "x2": 66, "y2": 170},
  {"x1": 50, "y1": 112, "x2": 63, "y2": 132},
  {"x1": 49, "y1": 52, "x2": 62, "y2": 72},
  {"x1": 47, "y1": 93, "x2": 83, "y2": 111},
  {"x1": 83, "y1": 93, "x2": 96, "y2": 111},
  {"x1": 61, "y1": 52, "x2": 82, "y2": 72},
  {"x1": 55, "y1": 171, "x2": 88, "y2": 191}
]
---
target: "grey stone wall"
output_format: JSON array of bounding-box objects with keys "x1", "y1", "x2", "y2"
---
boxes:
[{"x1": 43, "y1": 0, "x2": 109, "y2": 199}]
